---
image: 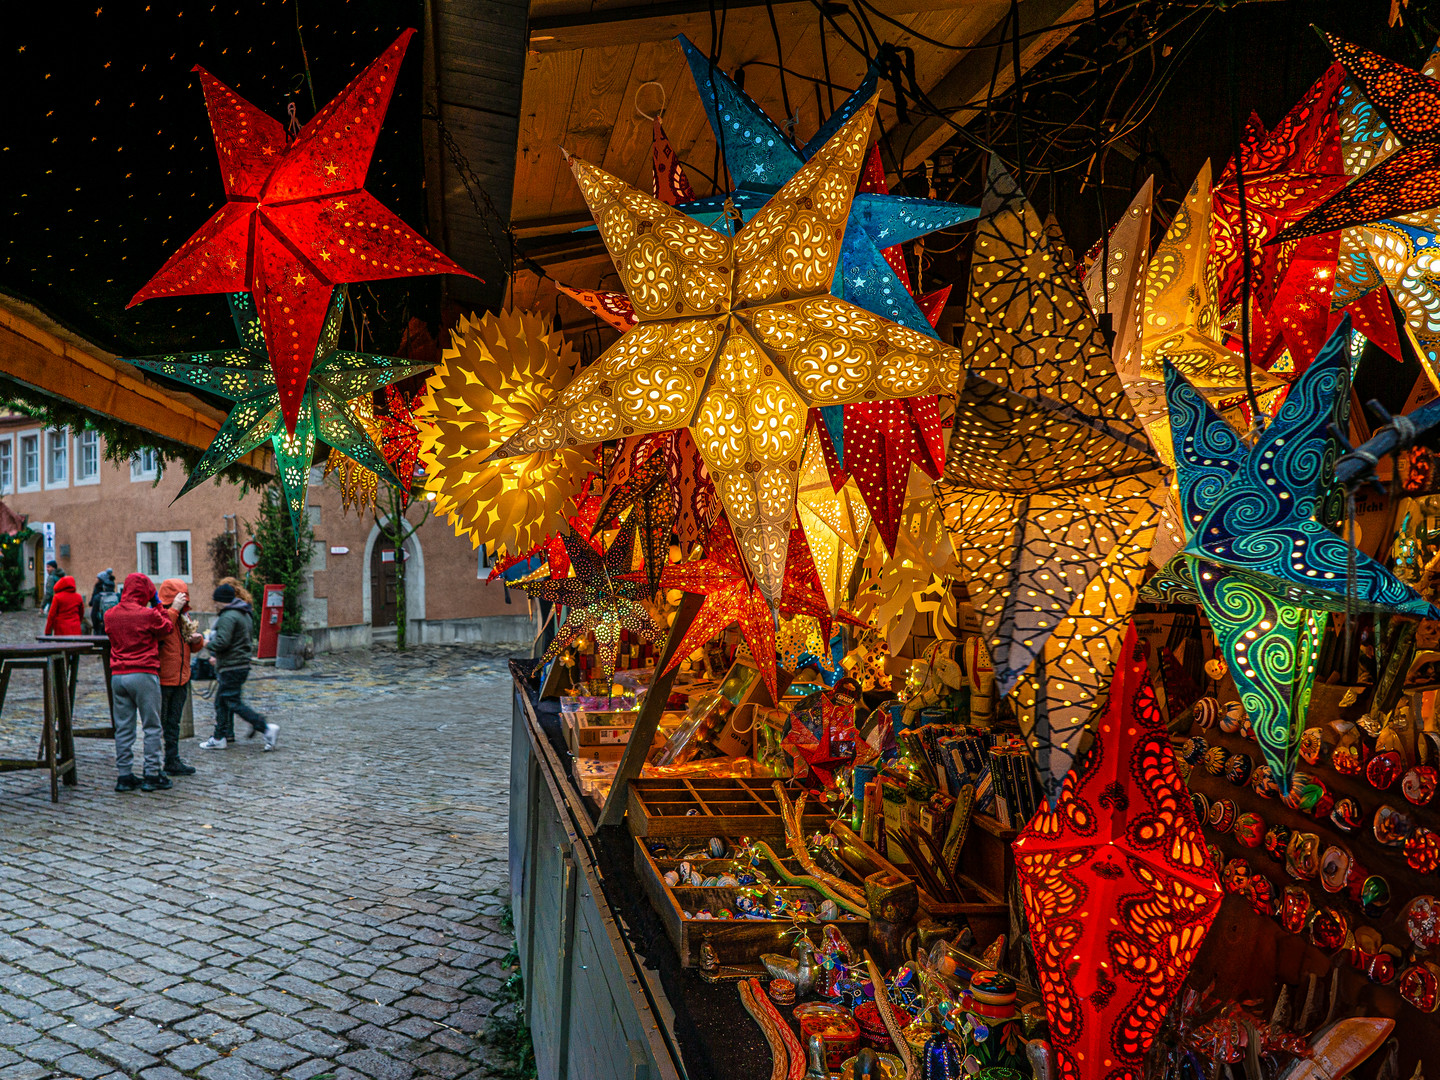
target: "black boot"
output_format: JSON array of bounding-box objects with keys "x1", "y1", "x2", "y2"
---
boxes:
[
  {"x1": 141, "y1": 773, "x2": 173, "y2": 791},
  {"x1": 115, "y1": 774, "x2": 142, "y2": 792},
  {"x1": 164, "y1": 758, "x2": 196, "y2": 776}
]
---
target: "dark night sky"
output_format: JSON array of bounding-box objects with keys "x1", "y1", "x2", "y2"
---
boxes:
[{"x1": 1, "y1": 1, "x2": 431, "y2": 360}]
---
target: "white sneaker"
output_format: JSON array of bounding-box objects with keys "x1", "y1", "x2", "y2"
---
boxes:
[
  {"x1": 262, "y1": 723, "x2": 279, "y2": 751},
  {"x1": 198, "y1": 737, "x2": 228, "y2": 749}
]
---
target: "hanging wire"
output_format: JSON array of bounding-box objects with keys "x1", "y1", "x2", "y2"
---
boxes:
[
  {"x1": 764, "y1": 0, "x2": 794, "y2": 123},
  {"x1": 1225, "y1": 13, "x2": 1263, "y2": 430}
]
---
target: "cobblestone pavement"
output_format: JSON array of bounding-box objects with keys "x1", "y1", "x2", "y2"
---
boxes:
[{"x1": 0, "y1": 610, "x2": 524, "y2": 1080}]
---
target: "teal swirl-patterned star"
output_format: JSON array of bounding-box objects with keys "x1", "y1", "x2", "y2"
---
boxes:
[{"x1": 125, "y1": 288, "x2": 431, "y2": 535}]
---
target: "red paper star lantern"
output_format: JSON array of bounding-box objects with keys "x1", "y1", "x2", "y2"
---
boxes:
[
  {"x1": 129, "y1": 30, "x2": 474, "y2": 430},
  {"x1": 1014, "y1": 624, "x2": 1222, "y2": 1080},
  {"x1": 843, "y1": 396, "x2": 946, "y2": 554},
  {"x1": 660, "y1": 514, "x2": 778, "y2": 700},
  {"x1": 651, "y1": 116, "x2": 696, "y2": 205},
  {"x1": 782, "y1": 679, "x2": 867, "y2": 790},
  {"x1": 378, "y1": 385, "x2": 423, "y2": 500},
  {"x1": 556, "y1": 282, "x2": 637, "y2": 333}
]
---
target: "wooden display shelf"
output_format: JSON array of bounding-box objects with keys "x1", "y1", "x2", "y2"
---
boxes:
[
  {"x1": 633, "y1": 836, "x2": 869, "y2": 968},
  {"x1": 626, "y1": 777, "x2": 835, "y2": 840}
]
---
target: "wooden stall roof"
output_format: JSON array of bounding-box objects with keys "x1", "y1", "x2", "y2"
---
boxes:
[
  {"x1": 509, "y1": 0, "x2": 1098, "y2": 322},
  {"x1": 0, "y1": 293, "x2": 272, "y2": 475}
]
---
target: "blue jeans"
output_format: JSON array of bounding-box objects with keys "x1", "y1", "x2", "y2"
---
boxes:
[{"x1": 213, "y1": 667, "x2": 263, "y2": 740}]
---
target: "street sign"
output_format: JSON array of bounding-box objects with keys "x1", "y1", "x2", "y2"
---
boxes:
[{"x1": 239, "y1": 540, "x2": 260, "y2": 570}]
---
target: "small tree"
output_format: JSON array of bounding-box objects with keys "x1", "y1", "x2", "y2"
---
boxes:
[
  {"x1": 375, "y1": 482, "x2": 429, "y2": 650},
  {"x1": 244, "y1": 484, "x2": 315, "y2": 636},
  {"x1": 0, "y1": 527, "x2": 35, "y2": 613}
]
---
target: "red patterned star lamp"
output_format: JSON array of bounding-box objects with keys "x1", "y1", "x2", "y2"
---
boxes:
[
  {"x1": 129, "y1": 30, "x2": 474, "y2": 430},
  {"x1": 1014, "y1": 624, "x2": 1222, "y2": 1080}
]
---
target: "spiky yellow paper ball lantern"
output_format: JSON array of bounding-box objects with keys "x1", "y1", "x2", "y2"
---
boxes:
[{"x1": 418, "y1": 310, "x2": 588, "y2": 558}]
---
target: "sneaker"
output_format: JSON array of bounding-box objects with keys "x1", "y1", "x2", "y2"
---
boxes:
[
  {"x1": 141, "y1": 773, "x2": 173, "y2": 792},
  {"x1": 198, "y1": 737, "x2": 228, "y2": 749},
  {"x1": 164, "y1": 759, "x2": 197, "y2": 776},
  {"x1": 115, "y1": 774, "x2": 142, "y2": 793},
  {"x1": 246, "y1": 715, "x2": 267, "y2": 739},
  {"x1": 262, "y1": 723, "x2": 279, "y2": 751}
]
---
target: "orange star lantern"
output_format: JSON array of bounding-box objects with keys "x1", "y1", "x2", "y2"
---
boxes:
[
  {"x1": 129, "y1": 31, "x2": 474, "y2": 430},
  {"x1": 487, "y1": 90, "x2": 964, "y2": 601},
  {"x1": 1014, "y1": 625, "x2": 1222, "y2": 1080}
]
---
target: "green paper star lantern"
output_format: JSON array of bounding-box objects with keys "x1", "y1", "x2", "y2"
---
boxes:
[{"x1": 126, "y1": 289, "x2": 432, "y2": 535}]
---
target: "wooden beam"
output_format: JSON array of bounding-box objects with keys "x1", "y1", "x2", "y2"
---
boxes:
[
  {"x1": 512, "y1": 212, "x2": 598, "y2": 239},
  {"x1": 529, "y1": 0, "x2": 1013, "y2": 52},
  {"x1": 0, "y1": 296, "x2": 271, "y2": 473},
  {"x1": 886, "y1": 0, "x2": 1095, "y2": 175}
]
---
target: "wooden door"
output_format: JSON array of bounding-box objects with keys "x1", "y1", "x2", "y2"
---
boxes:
[{"x1": 369, "y1": 542, "x2": 399, "y2": 627}]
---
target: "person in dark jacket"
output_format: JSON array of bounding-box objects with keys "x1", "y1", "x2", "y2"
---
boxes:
[
  {"x1": 157, "y1": 578, "x2": 204, "y2": 776},
  {"x1": 104, "y1": 572, "x2": 178, "y2": 792},
  {"x1": 199, "y1": 582, "x2": 277, "y2": 751},
  {"x1": 41, "y1": 560, "x2": 62, "y2": 613},
  {"x1": 44, "y1": 575, "x2": 85, "y2": 635},
  {"x1": 90, "y1": 568, "x2": 118, "y2": 631}
]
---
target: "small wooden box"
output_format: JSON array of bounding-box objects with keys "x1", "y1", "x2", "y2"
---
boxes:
[
  {"x1": 627, "y1": 778, "x2": 835, "y2": 840},
  {"x1": 633, "y1": 837, "x2": 869, "y2": 967}
]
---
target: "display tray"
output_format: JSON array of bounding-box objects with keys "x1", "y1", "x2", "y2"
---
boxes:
[
  {"x1": 633, "y1": 836, "x2": 870, "y2": 967},
  {"x1": 627, "y1": 777, "x2": 837, "y2": 839}
]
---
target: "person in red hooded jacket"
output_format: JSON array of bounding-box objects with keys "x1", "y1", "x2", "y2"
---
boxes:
[
  {"x1": 104, "y1": 572, "x2": 179, "y2": 792},
  {"x1": 43, "y1": 575, "x2": 85, "y2": 635},
  {"x1": 157, "y1": 578, "x2": 204, "y2": 777}
]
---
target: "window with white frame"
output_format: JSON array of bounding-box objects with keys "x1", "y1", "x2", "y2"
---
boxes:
[
  {"x1": 18, "y1": 431, "x2": 40, "y2": 492},
  {"x1": 135, "y1": 530, "x2": 192, "y2": 582},
  {"x1": 45, "y1": 429, "x2": 67, "y2": 487},
  {"x1": 75, "y1": 430, "x2": 99, "y2": 484},
  {"x1": 129, "y1": 447, "x2": 159, "y2": 482},
  {"x1": 0, "y1": 439, "x2": 12, "y2": 495}
]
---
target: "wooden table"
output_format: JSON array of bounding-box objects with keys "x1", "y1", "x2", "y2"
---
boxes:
[
  {"x1": 0, "y1": 642, "x2": 91, "y2": 802},
  {"x1": 35, "y1": 634, "x2": 114, "y2": 738}
]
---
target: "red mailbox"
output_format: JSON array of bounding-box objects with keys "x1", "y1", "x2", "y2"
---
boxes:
[{"x1": 256, "y1": 584, "x2": 285, "y2": 660}]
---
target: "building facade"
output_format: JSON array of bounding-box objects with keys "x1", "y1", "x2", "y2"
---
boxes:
[{"x1": 0, "y1": 416, "x2": 534, "y2": 650}]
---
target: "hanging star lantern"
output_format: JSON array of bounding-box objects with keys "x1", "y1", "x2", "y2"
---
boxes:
[
  {"x1": 660, "y1": 514, "x2": 779, "y2": 700},
  {"x1": 796, "y1": 425, "x2": 871, "y2": 614},
  {"x1": 379, "y1": 385, "x2": 424, "y2": 500},
  {"x1": 556, "y1": 283, "x2": 637, "y2": 334},
  {"x1": 417, "y1": 309, "x2": 591, "y2": 559},
  {"x1": 593, "y1": 436, "x2": 679, "y2": 596},
  {"x1": 1014, "y1": 624, "x2": 1223, "y2": 1080},
  {"x1": 856, "y1": 472, "x2": 959, "y2": 654},
  {"x1": 128, "y1": 289, "x2": 425, "y2": 534},
  {"x1": 935, "y1": 159, "x2": 1167, "y2": 806},
  {"x1": 487, "y1": 90, "x2": 967, "y2": 601},
  {"x1": 782, "y1": 682, "x2": 868, "y2": 790},
  {"x1": 651, "y1": 114, "x2": 696, "y2": 204},
  {"x1": 1161, "y1": 322, "x2": 1435, "y2": 786},
  {"x1": 323, "y1": 387, "x2": 384, "y2": 515},
  {"x1": 128, "y1": 31, "x2": 474, "y2": 430},
  {"x1": 1138, "y1": 163, "x2": 1284, "y2": 468},
  {"x1": 517, "y1": 523, "x2": 664, "y2": 684}
]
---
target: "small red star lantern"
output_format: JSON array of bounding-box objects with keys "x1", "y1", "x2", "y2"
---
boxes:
[
  {"x1": 782, "y1": 676, "x2": 870, "y2": 790},
  {"x1": 660, "y1": 513, "x2": 778, "y2": 701},
  {"x1": 379, "y1": 385, "x2": 423, "y2": 500},
  {"x1": 129, "y1": 30, "x2": 474, "y2": 431},
  {"x1": 1014, "y1": 624, "x2": 1222, "y2": 1080},
  {"x1": 843, "y1": 396, "x2": 946, "y2": 553}
]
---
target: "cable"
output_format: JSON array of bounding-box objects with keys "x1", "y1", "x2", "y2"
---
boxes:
[{"x1": 763, "y1": 0, "x2": 793, "y2": 123}]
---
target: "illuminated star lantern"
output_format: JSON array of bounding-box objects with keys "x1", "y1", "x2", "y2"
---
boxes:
[
  {"x1": 1014, "y1": 624, "x2": 1223, "y2": 1080},
  {"x1": 856, "y1": 471, "x2": 959, "y2": 655},
  {"x1": 379, "y1": 386, "x2": 424, "y2": 502},
  {"x1": 324, "y1": 389, "x2": 384, "y2": 515},
  {"x1": 556, "y1": 283, "x2": 637, "y2": 334},
  {"x1": 128, "y1": 30, "x2": 474, "y2": 430},
  {"x1": 660, "y1": 514, "x2": 780, "y2": 700},
  {"x1": 1137, "y1": 162, "x2": 1283, "y2": 468},
  {"x1": 128, "y1": 290, "x2": 425, "y2": 535},
  {"x1": 593, "y1": 436, "x2": 679, "y2": 596},
  {"x1": 517, "y1": 523, "x2": 664, "y2": 684},
  {"x1": 1313, "y1": 38, "x2": 1440, "y2": 379},
  {"x1": 488, "y1": 90, "x2": 966, "y2": 601},
  {"x1": 418, "y1": 309, "x2": 591, "y2": 560},
  {"x1": 796, "y1": 426, "x2": 871, "y2": 614},
  {"x1": 1165, "y1": 320, "x2": 1435, "y2": 786},
  {"x1": 650, "y1": 114, "x2": 696, "y2": 204},
  {"x1": 934, "y1": 160, "x2": 1167, "y2": 806}
]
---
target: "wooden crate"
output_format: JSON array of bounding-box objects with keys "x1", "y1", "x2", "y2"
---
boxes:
[
  {"x1": 633, "y1": 836, "x2": 869, "y2": 967},
  {"x1": 626, "y1": 777, "x2": 835, "y2": 839}
]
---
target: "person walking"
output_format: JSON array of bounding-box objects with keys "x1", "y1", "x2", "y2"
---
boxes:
[
  {"x1": 43, "y1": 575, "x2": 85, "y2": 635},
  {"x1": 90, "y1": 568, "x2": 118, "y2": 632},
  {"x1": 198, "y1": 582, "x2": 278, "y2": 751},
  {"x1": 104, "y1": 572, "x2": 176, "y2": 792},
  {"x1": 41, "y1": 560, "x2": 63, "y2": 614},
  {"x1": 157, "y1": 578, "x2": 203, "y2": 776}
]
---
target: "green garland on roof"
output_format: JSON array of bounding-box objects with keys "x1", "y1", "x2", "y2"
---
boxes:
[{"x1": 0, "y1": 376, "x2": 272, "y2": 492}]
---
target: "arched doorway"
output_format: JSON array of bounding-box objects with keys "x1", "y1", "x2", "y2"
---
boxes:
[{"x1": 362, "y1": 516, "x2": 425, "y2": 627}]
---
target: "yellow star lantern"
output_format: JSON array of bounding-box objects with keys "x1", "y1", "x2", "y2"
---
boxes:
[
  {"x1": 488, "y1": 91, "x2": 964, "y2": 601},
  {"x1": 935, "y1": 160, "x2": 1167, "y2": 806},
  {"x1": 855, "y1": 472, "x2": 959, "y2": 655},
  {"x1": 1138, "y1": 162, "x2": 1282, "y2": 466},
  {"x1": 417, "y1": 309, "x2": 590, "y2": 558},
  {"x1": 324, "y1": 390, "x2": 384, "y2": 515},
  {"x1": 795, "y1": 426, "x2": 871, "y2": 614}
]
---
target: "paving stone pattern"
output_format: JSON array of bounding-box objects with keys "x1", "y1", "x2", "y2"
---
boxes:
[{"x1": 0, "y1": 612, "x2": 522, "y2": 1080}]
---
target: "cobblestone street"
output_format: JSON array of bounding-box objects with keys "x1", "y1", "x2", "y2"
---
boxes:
[{"x1": 0, "y1": 611, "x2": 523, "y2": 1080}]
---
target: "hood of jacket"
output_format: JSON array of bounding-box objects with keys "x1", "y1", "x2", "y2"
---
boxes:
[
  {"x1": 157, "y1": 578, "x2": 189, "y2": 610},
  {"x1": 120, "y1": 572, "x2": 155, "y2": 606},
  {"x1": 53, "y1": 576, "x2": 76, "y2": 594},
  {"x1": 97, "y1": 569, "x2": 115, "y2": 588},
  {"x1": 221, "y1": 599, "x2": 253, "y2": 614}
]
